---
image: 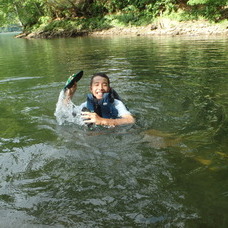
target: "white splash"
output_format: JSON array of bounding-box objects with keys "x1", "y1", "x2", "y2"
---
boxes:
[{"x1": 54, "y1": 90, "x2": 84, "y2": 126}]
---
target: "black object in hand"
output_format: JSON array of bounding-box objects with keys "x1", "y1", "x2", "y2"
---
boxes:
[
  {"x1": 81, "y1": 107, "x2": 90, "y2": 113},
  {"x1": 64, "y1": 70, "x2": 83, "y2": 90},
  {"x1": 81, "y1": 107, "x2": 91, "y2": 121},
  {"x1": 81, "y1": 107, "x2": 93, "y2": 128}
]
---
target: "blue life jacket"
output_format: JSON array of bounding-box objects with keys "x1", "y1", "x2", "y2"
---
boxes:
[{"x1": 86, "y1": 89, "x2": 121, "y2": 119}]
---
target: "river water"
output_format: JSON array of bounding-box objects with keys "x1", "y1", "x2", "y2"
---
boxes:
[{"x1": 0, "y1": 33, "x2": 228, "y2": 227}]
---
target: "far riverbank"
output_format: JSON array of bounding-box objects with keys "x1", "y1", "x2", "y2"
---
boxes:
[{"x1": 16, "y1": 19, "x2": 228, "y2": 39}]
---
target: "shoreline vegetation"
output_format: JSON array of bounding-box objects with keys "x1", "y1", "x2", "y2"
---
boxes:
[
  {"x1": 1, "y1": 0, "x2": 227, "y2": 39},
  {"x1": 16, "y1": 18, "x2": 228, "y2": 39}
]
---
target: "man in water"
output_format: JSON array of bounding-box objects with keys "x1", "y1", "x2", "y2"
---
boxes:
[{"x1": 64, "y1": 73, "x2": 135, "y2": 127}]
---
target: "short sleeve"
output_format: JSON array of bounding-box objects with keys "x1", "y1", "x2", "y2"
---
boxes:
[{"x1": 114, "y1": 99, "x2": 131, "y2": 117}]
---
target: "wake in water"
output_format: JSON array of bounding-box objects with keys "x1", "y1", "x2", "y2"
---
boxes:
[{"x1": 54, "y1": 90, "x2": 84, "y2": 126}]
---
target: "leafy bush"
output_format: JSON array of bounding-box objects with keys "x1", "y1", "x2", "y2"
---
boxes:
[
  {"x1": 187, "y1": 0, "x2": 228, "y2": 21},
  {"x1": 1, "y1": 0, "x2": 227, "y2": 33}
]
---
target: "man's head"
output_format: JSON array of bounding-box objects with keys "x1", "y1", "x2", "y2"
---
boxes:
[{"x1": 90, "y1": 73, "x2": 111, "y2": 100}]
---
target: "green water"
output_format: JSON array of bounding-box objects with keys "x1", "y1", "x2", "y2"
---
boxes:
[{"x1": 0, "y1": 33, "x2": 228, "y2": 227}]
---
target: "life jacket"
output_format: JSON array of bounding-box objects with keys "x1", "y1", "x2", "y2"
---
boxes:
[{"x1": 86, "y1": 88, "x2": 121, "y2": 119}]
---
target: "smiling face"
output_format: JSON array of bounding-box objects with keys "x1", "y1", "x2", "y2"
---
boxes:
[{"x1": 90, "y1": 76, "x2": 110, "y2": 100}]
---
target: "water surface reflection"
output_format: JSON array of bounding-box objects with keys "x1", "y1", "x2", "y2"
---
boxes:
[{"x1": 0, "y1": 33, "x2": 227, "y2": 227}]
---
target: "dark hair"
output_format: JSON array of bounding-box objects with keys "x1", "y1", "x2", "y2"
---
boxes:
[{"x1": 90, "y1": 72, "x2": 110, "y2": 87}]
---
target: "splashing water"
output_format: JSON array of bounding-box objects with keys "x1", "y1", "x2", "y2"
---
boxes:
[{"x1": 54, "y1": 90, "x2": 84, "y2": 126}]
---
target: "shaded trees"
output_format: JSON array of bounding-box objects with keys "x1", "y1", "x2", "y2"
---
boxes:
[{"x1": 0, "y1": 0, "x2": 227, "y2": 32}]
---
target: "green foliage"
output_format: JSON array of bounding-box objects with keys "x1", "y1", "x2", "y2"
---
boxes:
[
  {"x1": 38, "y1": 16, "x2": 51, "y2": 25},
  {"x1": 0, "y1": 0, "x2": 45, "y2": 31},
  {"x1": 0, "y1": 0, "x2": 227, "y2": 33},
  {"x1": 187, "y1": 0, "x2": 227, "y2": 5},
  {"x1": 107, "y1": 5, "x2": 141, "y2": 26},
  {"x1": 36, "y1": 16, "x2": 111, "y2": 34},
  {"x1": 102, "y1": 1, "x2": 177, "y2": 27},
  {"x1": 0, "y1": 0, "x2": 16, "y2": 26},
  {"x1": 187, "y1": 0, "x2": 228, "y2": 20}
]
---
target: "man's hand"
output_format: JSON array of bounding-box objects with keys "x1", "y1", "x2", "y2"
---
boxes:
[
  {"x1": 82, "y1": 111, "x2": 104, "y2": 125},
  {"x1": 64, "y1": 82, "x2": 77, "y2": 103},
  {"x1": 81, "y1": 111, "x2": 135, "y2": 127}
]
